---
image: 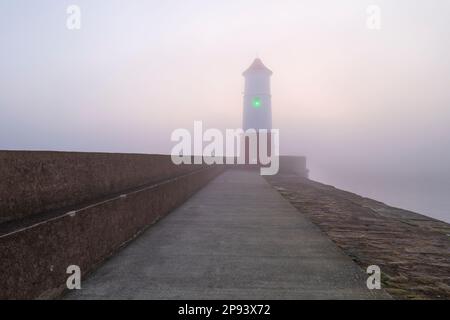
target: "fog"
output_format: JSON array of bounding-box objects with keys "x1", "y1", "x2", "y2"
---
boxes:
[{"x1": 1, "y1": 0, "x2": 449, "y2": 221}]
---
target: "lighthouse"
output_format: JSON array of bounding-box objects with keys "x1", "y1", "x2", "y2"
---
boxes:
[
  {"x1": 241, "y1": 58, "x2": 274, "y2": 166},
  {"x1": 242, "y1": 58, "x2": 273, "y2": 131}
]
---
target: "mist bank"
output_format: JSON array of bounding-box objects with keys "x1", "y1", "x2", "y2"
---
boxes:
[{"x1": 310, "y1": 167, "x2": 450, "y2": 223}]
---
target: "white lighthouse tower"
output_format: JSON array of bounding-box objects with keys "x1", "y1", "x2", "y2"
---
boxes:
[
  {"x1": 241, "y1": 58, "x2": 274, "y2": 165},
  {"x1": 242, "y1": 58, "x2": 273, "y2": 131}
]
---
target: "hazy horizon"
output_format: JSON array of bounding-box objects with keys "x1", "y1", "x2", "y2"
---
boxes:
[{"x1": 1, "y1": 1, "x2": 449, "y2": 222}]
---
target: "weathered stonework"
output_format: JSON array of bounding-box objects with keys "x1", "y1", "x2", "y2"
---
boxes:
[
  {"x1": 266, "y1": 174, "x2": 450, "y2": 299},
  {"x1": 0, "y1": 152, "x2": 224, "y2": 299},
  {"x1": 0, "y1": 152, "x2": 204, "y2": 224}
]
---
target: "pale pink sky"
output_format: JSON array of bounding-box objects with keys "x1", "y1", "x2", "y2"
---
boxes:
[{"x1": 1, "y1": 1, "x2": 450, "y2": 219}]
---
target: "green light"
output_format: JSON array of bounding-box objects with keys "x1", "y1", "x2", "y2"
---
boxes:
[{"x1": 252, "y1": 97, "x2": 261, "y2": 109}]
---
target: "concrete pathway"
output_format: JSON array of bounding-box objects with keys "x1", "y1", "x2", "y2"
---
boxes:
[{"x1": 66, "y1": 169, "x2": 388, "y2": 299}]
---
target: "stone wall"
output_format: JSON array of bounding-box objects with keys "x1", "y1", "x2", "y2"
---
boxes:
[
  {"x1": 226, "y1": 156, "x2": 309, "y2": 177},
  {"x1": 278, "y1": 156, "x2": 309, "y2": 177},
  {"x1": 0, "y1": 151, "x2": 224, "y2": 299},
  {"x1": 0, "y1": 152, "x2": 204, "y2": 224}
]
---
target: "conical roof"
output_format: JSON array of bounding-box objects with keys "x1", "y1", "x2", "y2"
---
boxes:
[{"x1": 243, "y1": 58, "x2": 273, "y2": 76}]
